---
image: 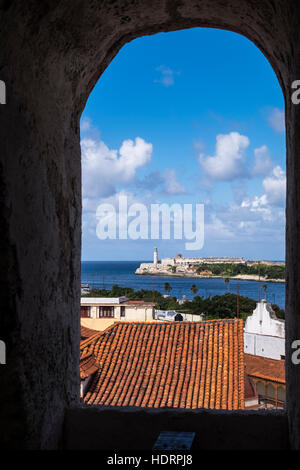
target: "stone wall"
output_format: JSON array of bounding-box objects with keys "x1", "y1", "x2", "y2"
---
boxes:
[
  {"x1": 64, "y1": 405, "x2": 289, "y2": 450},
  {"x1": 0, "y1": 0, "x2": 299, "y2": 449}
]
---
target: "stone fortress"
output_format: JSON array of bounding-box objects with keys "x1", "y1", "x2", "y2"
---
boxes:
[{"x1": 135, "y1": 248, "x2": 284, "y2": 276}]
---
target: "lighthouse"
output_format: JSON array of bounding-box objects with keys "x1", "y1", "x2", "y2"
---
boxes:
[{"x1": 153, "y1": 247, "x2": 158, "y2": 265}]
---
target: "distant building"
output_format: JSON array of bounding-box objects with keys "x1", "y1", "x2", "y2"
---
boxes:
[
  {"x1": 244, "y1": 300, "x2": 285, "y2": 360},
  {"x1": 81, "y1": 297, "x2": 156, "y2": 330},
  {"x1": 245, "y1": 353, "x2": 285, "y2": 409},
  {"x1": 155, "y1": 310, "x2": 205, "y2": 322},
  {"x1": 160, "y1": 255, "x2": 245, "y2": 267},
  {"x1": 135, "y1": 250, "x2": 246, "y2": 275}
]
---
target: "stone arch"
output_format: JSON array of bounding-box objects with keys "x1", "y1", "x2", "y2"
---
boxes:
[
  {"x1": 267, "y1": 383, "x2": 276, "y2": 400},
  {"x1": 174, "y1": 313, "x2": 184, "y2": 322},
  {"x1": 256, "y1": 380, "x2": 266, "y2": 398},
  {"x1": 0, "y1": 0, "x2": 299, "y2": 450}
]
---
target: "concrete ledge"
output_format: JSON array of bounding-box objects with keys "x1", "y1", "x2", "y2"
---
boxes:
[{"x1": 64, "y1": 405, "x2": 289, "y2": 450}]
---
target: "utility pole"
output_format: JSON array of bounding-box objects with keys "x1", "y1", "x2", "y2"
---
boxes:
[
  {"x1": 152, "y1": 278, "x2": 155, "y2": 303},
  {"x1": 258, "y1": 261, "x2": 261, "y2": 302},
  {"x1": 237, "y1": 279, "x2": 239, "y2": 318}
]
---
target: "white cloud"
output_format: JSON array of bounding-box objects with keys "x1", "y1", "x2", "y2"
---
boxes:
[
  {"x1": 209, "y1": 165, "x2": 285, "y2": 243},
  {"x1": 240, "y1": 195, "x2": 271, "y2": 219},
  {"x1": 252, "y1": 145, "x2": 273, "y2": 176},
  {"x1": 163, "y1": 169, "x2": 186, "y2": 195},
  {"x1": 208, "y1": 196, "x2": 285, "y2": 245},
  {"x1": 267, "y1": 107, "x2": 285, "y2": 133},
  {"x1": 81, "y1": 117, "x2": 92, "y2": 132},
  {"x1": 81, "y1": 135, "x2": 153, "y2": 199},
  {"x1": 199, "y1": 132, "x2": 250, "y2": 181},
  {"x1": 154, "y1": 65, "x2": 178, "y2": 87},
  {"x1": 262, "y1": 165, "x2": 286, "y2": 206},
  {"x1": 205, "y1": 214, "x2": 235, "y2": 240}
]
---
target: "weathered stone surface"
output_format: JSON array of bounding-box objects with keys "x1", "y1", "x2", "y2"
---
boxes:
[
  {"x1": 64, "y1": 405, "x2": 289, "y2": 450},
  {"x1": 0, "y1": 0, "x2": 299, "y2": 449}
]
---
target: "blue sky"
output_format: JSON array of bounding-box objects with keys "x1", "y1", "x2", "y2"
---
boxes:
[{"x1": 81, "y1": 28, "x2": 286, "y2": 261}]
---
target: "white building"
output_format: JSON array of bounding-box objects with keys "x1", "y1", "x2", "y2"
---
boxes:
[
  {"x1": 81, "y1": 297, "x2": 156, "y2": 330},
  {"x1": 155, "y1": 310, "x2": 205, "y2": 322},
  {"x1": 161, "y1": 254, "x2": 245, "y2": 267},
  {"x1": 244, "y1": 300, "x2": 285, "y2": 360}
]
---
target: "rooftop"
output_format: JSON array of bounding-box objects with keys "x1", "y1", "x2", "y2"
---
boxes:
[
  {"x1": 123, "y1": 300, "x2": 156, "y2": 307},
  {"x1": 81, "y1": 297, "x2": 128, "y2": 305},
  {"x1": 81, "y1": 325, "x2": 100, "y2": 339},
  {"x1": 245, "y1": 353, "x2": 285, "y2": 384},
  {"x1": 81, "y1": 319, "x2": 245, "y2": 410},
  {"x1": 80, "y1": 351, "x2": 99, "y2": 380},
  {"x1": 81, "y1": 297, "x2": 156, "y2": 307}
]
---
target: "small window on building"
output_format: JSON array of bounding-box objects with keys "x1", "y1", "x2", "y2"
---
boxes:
[
  {"x1": 121, "y1": 306, "x2": 125, "y2": 317},
  {"x1": 280, "y1": 355, "x2": 285, "y2": 360},
  {"x1": 80, "y1": 306, "x2": 90, "y2": 318},
  {"x1": 99, "y1": 306, "x2": 114, "y2": 318}
]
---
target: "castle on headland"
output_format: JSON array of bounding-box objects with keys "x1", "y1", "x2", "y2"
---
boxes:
[
  {"x1": 135, "y1": 248, "x2": 284, "y2": 276},
  {"x1": 137, "y1": 248, "x2": 239, "y2": 274}
]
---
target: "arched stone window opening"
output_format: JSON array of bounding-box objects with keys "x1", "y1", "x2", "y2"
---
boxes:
[
  {"x1": 79, "y1": 27, "x2": 285, "y2": 417},
  {"x1": 1, "y1": 0, "x2": 299, "y2": 451}
]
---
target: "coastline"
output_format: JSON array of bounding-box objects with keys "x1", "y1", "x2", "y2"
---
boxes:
[{"x1": 135, "y1": 271, "x2": 285, "y2": 283}]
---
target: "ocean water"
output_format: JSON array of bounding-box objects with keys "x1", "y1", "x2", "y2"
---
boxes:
[{"x1": 81, "y1": 261, "x2": 285, "y2": 309}]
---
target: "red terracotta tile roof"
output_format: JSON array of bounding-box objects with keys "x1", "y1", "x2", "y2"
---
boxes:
[
  {"x1": 81, "y1": 319, "x2": 245, "y2": 410},
  {"x1": 245, "y1": 354, "x2": 285, "y2": 384},
  {"x1": 81, "y1": 325, "x2": 100, "y2": 339},
  {"x1": 80, "y1": 351, "x2": 98, "y2": 380},
  {"x1": 244, "y1": 372, "x2": 257, "y2": 400}
]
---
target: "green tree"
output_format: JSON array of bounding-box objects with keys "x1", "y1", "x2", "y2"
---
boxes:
[
  {"x1": 164, "y1": 282, "x2": 172, "y2": 293},
  {"x1": 190, "y1": 284, "x2": 198, "y2": 295}
]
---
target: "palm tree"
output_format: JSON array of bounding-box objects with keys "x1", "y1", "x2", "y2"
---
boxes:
[
  {"x1": 262, "y1": 284, "x2": 267, "y2": 300},
  {"x1": 224, "y1": 277, "x2": 230, "y2": 293},
  {"x1": 164, "y1": 282, "x2": 172, "y2": 293},
  {"x1": 190, "y1": 284, "x2": 198, "y2": 295}
]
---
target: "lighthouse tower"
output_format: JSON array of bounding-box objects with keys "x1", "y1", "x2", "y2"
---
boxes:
[{"x1": 153, "y1": 247, "x2": 158, "y2": 265}]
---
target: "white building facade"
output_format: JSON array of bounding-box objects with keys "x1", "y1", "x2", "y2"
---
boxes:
[
  {"x1": 81, "y1": 297, "x2": 155, "y2": 322},
  {"x1": 244, "y1": 300, "x2": 285, "y2": 360}
]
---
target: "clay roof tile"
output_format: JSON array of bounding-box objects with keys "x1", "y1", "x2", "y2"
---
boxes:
[{"x1": 82, "y1": 319, "x2": 245, "y2": 410}]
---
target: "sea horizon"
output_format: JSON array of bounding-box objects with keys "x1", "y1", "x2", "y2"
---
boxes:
[
  {"x1": 81, "y1": 259, "x2": 286, "y2": 262},
  {"x1": 81, "y1": 260, "x2": 285, "y2": 309}
]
